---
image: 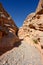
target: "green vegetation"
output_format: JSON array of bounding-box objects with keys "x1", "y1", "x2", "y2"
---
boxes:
[{"x1": 33, "y1": 39, "x2": 38, "y2": 44}]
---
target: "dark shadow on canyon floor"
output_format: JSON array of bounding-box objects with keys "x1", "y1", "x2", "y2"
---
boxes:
[{"x1": 0, "y1": 39, "x2": 23, "y2": 56}]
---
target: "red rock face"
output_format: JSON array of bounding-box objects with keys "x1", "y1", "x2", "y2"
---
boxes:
[
  {"x1": 0, "y1": 3, "x2": 20, "y2": 55},
  {"x1": 0, "y1": 3, "x2": 18, "y2": 33}
]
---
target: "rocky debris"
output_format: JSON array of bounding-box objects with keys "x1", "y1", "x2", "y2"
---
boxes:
[{"x1": 0, "y1": 3, "x2": 21, "y2": 55}]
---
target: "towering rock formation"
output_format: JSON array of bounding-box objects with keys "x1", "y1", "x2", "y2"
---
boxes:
[
  {"x1": 18, "y1": 1, "x2": 43, "y2": 64},
  {"x1": 0, "y1": 3, "x2": 20, "y2": 55},
  {"x1": 18, "y1": 0, "x2": 43, "y2": 47},
  {"x1": 0, "y1": 3, "x2": 18, "y2": 33}
]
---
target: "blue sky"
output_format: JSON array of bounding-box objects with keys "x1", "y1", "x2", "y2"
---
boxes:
[{"x1": 0, "y1": 0, "x2": 39, "y2": 27}]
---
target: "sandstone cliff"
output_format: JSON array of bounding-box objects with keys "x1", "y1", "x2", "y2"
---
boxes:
[
  {"x1": 0, "y1": 3, "x2": 20, "y2": 55},
  {"x1": 18, "y1": 0, "x2": 43, "y2": 47},
  {"x1": 18, "y1": 1, "x2": 43, "y2": 64}
]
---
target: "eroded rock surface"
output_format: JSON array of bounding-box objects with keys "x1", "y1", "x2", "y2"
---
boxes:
[
  {"x1": 18, "y1": 12, "x2": 43, "y2": 46},
  {"x1": 0, "y1": 3, "x2": 20, "y2": 55},
  {"x1": 18, "y1": 0, "x2": 43, "y2": 64},
  {"x1": 0, "y1": 41, "x2": 42, "y2": 65}
]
